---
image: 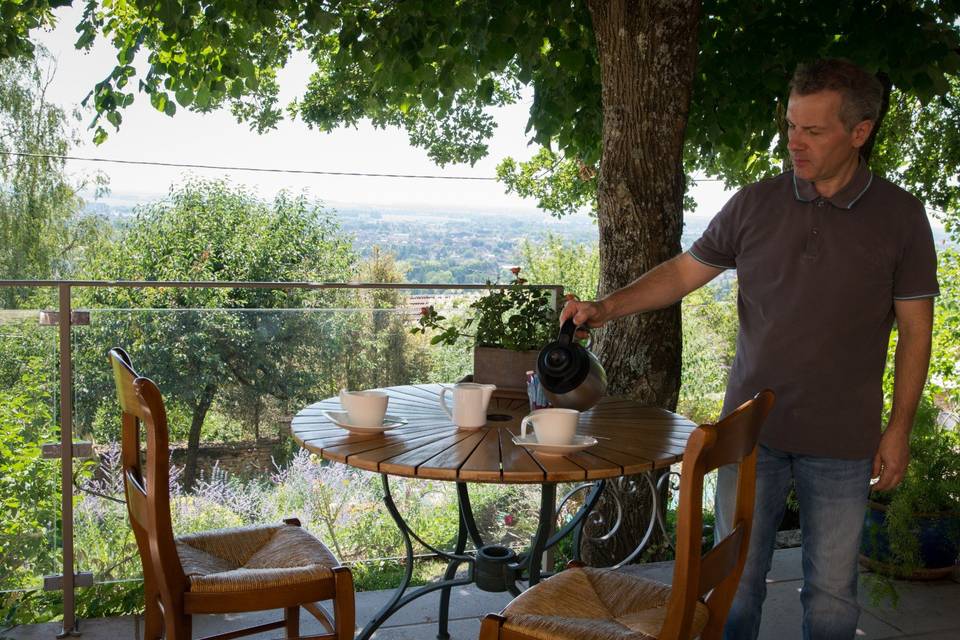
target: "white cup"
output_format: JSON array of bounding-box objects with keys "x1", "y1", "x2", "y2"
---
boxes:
[
  {"x1": 439, "y1": 383, "x2": 496, "y2": 428},
  {"x1": 520, "y1": 408, "x2": 580, "y2": 445},
  {"x1": 339, "y1": 389, "x2": 389, "y2": 427}
]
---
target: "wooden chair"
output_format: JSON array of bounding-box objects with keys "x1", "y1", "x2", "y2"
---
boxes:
[
  {"x1": 109, "y1": 347, "x2": 355, "y2": 640},
  {"x1": 479, "y1": 390, "x2": 775, "y2": 640}
]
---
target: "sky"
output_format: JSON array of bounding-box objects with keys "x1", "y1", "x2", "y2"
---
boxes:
[{"x1": 30, "y1": 5, "x2": 736, "y2": 218}]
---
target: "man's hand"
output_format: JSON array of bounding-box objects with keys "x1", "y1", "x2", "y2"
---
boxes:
[
  {"x1": 871, "y1": 428, "x2": 911, "y2": 492},
  {"x1": 559, "y1": 297, "x2": 611, "y2": 329}
]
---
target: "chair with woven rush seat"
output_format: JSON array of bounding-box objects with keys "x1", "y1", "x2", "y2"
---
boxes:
[
  {"x1": 478, "y1": 390, "x2": 775, "y2": 640},
  {"x1": 109, "y1": 347, "x2": 355, "y2": 640}
]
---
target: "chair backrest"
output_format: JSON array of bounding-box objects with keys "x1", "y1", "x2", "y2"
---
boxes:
[
  {"x1": 109, "y1": 348, "x2": 188, "y2": 600},
  {"x1": 660, "y1": 389, "x2": 774, "y2": 640}
]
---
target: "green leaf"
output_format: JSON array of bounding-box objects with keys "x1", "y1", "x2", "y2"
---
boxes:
[
  {"x1": 195, "y1": 85, "x2": 211, "y2": 108},
  {"x1": 175, "y1": 87, "x2": 194, "y2": 106}
]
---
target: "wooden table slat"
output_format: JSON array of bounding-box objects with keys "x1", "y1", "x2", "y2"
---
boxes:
[
  {"x1": 298, "y1": 425, "x2": 454, "y2": 463},
  {"x1": 415, "y1": 431, "x2": 491, "y2": 480},
  {"x1": 497, "y1": 428, "x2": 547, "y2": 483},
  {"x1": 379, "y1": 430, "x2": 483, "y2": 476},
  {"x1": 585, "y1": 443, "x2": 657, "y2": 476},
  {"x1": 564, "y1": 450, "x2": 624, "y2": 479},
  {"x1": 458, "y1": 429, "x2": 504, "y2": 482},
  {"x1": 526, "y1": 451, "x2": 589, "y2": 482}
]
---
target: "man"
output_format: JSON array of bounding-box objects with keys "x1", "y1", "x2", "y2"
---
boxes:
[{"x1": 560, "y1": 59, "x2": 938, "y2": 639}]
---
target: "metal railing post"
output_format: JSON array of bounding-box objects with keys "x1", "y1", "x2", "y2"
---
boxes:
[{"x1": 58, "y1": 283, "x2": 78, "y2": 637}]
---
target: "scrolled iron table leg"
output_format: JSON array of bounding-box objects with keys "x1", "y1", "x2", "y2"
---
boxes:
[
  {"x1": 509, "y1": 479, "x2": 606, "y2": 585},
  {"x1": 361, "y1": 476, "x2": 613, "y2": 639},
  {"x1": 437, "y1": 482, "x2": 483, "y2": 640},
  {"x1": 526, "y1": 483, "x2": 557, "y2": 586},
  {"x1": 357, "y1": 475, "x2": 475, "y2": 640}
]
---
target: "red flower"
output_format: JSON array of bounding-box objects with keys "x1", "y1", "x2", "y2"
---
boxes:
[
  {"x1": 504, "y1": 514, "x2": 515, "y2": 526},
  {"x1": 420, "y1": 306, "x2": 431, "y2": 316},
  {"x1": 510, "y1": 266, "x2": 521, "y2": 275},
  {"x1": 516, "y1": 278, "x2": 527, "y2": 285}
]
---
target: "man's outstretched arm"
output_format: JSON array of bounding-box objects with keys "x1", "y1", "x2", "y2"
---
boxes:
[{"x1": 560, "y1": 252, "x2": 725, "y2": 328}]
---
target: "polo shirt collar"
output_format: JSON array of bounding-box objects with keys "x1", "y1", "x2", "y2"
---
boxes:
[{"x1": 792, "y1": 157, "x2": 874, "y2": 210}]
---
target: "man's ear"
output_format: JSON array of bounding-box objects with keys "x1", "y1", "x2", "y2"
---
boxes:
[{"x1": 852, "y1": 119, "x2": 874, "y2": 148}]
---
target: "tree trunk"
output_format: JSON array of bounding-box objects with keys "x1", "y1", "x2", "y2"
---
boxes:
[
  {"x1": 587, "y1": 0, "x2": 700, "y2": 407},
  {"x1": 183, "y1": 382, "x2": 217, "y2": 491},
  {"x1": 253, "y1": 396, "x2": 261, "y2": 442},
  {"x1": 583, "y1": 0, "x2": 701, "y2": 567}
]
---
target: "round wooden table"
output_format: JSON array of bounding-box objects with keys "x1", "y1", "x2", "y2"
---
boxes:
[
  {"x1": 291, "y1": 384, "x2": 698, "y2": 640},
  {"x1": 292, "y1": 384, "x2": 696, "y2": 482}
]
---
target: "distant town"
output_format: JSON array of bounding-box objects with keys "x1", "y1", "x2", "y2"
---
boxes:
[
  {"x1": 84, "y1": 191, "x2": 951, "y2": 288},
  {"x1": 83, "y1": 191, "x2": 719, "y2": 286}
]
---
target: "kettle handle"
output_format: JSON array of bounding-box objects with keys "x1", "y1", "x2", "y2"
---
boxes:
[
  {"x1": 558, "y1": 319, "x2": 576, "y2": 346},
  {"x1": 559, "y1": 319, "x2": 593, "y2": 349}
]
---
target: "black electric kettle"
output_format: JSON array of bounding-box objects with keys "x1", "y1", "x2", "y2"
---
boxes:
[{"x1": 536, "y1": 319, "x2": 607, "y2": 411}]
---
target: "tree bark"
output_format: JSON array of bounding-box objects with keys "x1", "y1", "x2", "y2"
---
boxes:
[
  {"x1": 183, "y1": 382, "x2": 217, "y2": 491},
  {"x1": 582, "y1": 0, "x2": 701, "y2": 567},
  {"x1": 253, "y1": 396, "x2": 261, "y2": 442},
  {"x1": 587, "y1": 0, "x2": 701, "y2": 408}
]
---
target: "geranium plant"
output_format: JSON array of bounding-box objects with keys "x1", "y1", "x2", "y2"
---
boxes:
[{"x1": 412, "y1": 268, "x2": 558, "y2": 352}]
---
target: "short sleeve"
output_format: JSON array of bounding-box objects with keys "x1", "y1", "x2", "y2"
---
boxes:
[
  {"x1": 893, "y1": 207, "x2": 940, "y2": 300},
  {"x1": 688, "y1": 190, "x2": 743, "y2": 270}
]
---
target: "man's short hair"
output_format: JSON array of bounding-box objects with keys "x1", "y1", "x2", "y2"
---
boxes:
[{"x1": 789, "y1": 59, "x2": 884, "y2": 130}]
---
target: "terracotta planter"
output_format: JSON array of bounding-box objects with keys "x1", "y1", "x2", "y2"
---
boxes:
[{"x1": 473, "y1": 347, "x2": 539, "y2": 392}]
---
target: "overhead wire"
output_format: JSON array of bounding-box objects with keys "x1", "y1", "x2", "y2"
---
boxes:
[{"x1": 0, "y1": 150, "x2": 725, "y2": 182}]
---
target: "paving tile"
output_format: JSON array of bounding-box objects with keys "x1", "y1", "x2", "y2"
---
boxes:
[
  {"x1": 352, "y1": 582, "x2": 513, "y2": 628},
  {"x1": 897, "y1": 632, "x2": 960, "y2": 640},
  {"x1": 860, "y1": 577, "x2": 960, "y2": 637},
  {"x1": 367, "y1": 616, "x2": 482, "y2": 640},
  {"x1": 4, "y1": 615, "x2": 137, "y2": 640},
  {"x1": 767, "y1": 546, "x2": 804, "y2": 582},
  {"x1": 757, "y1": 580, "x2": 903, "y2": 640},
  {"x1": 5, "y1": 550, "x2": 960, "y2": 640}
]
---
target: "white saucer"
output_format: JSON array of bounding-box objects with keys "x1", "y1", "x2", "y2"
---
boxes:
[
  {"x1": 322, "y1": 410, "x2": 407, "y2": 434},
  {"x1": 511, "y1": 434, "x2": 598, "y2": 456}
]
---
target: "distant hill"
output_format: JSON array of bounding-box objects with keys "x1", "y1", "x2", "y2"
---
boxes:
[{"x1": 81, "y1": 192, "x2": 950, "y2": 285}]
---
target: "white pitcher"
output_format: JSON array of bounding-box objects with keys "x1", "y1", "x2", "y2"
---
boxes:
[{"x1": 439, "y1": 383, "x2": 496, "y2": 429}]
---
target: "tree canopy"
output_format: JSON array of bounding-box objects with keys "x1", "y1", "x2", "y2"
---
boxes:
[
  {"x1": 2, "y1": 2, "x2": 951, "y2": 189},
  {"x1": 0, "y1": 47, "x2": 104, "y2": 306},
  {"x1": 3, "y1": 0, "x2": 959, "y2": 406},
  {"x1": 75, "y1": 179, "x2": 356, "y2": 488}
]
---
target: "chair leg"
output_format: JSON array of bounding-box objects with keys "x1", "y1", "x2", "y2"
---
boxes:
[
  {"x1": 164, "y1": 609, "x2": 191, "y2": 640},
  {"x1": 332, "y1": 566, "x2": 356, "y2": 640},
  {"x1": 479, "y1": 614, "x2": 506, "y2": 640},
  {"x1": 285, "y1": 606, "x2": 300, "y2": 638},
  {"x1": 142, "y1": 580, "x2": 163, "y2": 640}
]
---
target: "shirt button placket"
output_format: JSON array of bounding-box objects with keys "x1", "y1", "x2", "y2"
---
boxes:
[{"x1": 804, "y1": 199, "x2": 825, "y2": 257}]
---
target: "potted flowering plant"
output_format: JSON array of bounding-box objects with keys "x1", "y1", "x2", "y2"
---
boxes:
[{"x1": 411, "y1": 268, "x2": 559, "y2": 390}]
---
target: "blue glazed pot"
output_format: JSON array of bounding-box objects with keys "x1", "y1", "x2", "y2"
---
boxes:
[{"x1": 861, "y1": 501, "x2": 960, "y2": 574}]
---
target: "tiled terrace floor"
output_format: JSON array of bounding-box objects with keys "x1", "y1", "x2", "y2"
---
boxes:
[{"x1": 8, "y1": 548, "x2": 960, "y2": 639}]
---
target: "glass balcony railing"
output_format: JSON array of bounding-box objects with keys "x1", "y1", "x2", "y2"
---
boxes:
[
  {"x1": 0, "y1": 279, "x2": 739, "y2": 633},
  {"x1": 0, "y1": 280, "x2": 568, "y2": 632},
  {"x1": 0, "y1": 299, "x2": 62, "y2": 599}
]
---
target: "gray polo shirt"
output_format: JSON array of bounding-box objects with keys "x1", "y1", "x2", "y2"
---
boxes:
[{"x1": 690, "y1": 162, "x2": 939, "y2": 459}]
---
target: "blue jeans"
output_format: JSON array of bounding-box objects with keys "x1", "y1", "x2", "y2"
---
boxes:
[{"x1": 715, "y1": 445, "x2": 873, "y2": 640}]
